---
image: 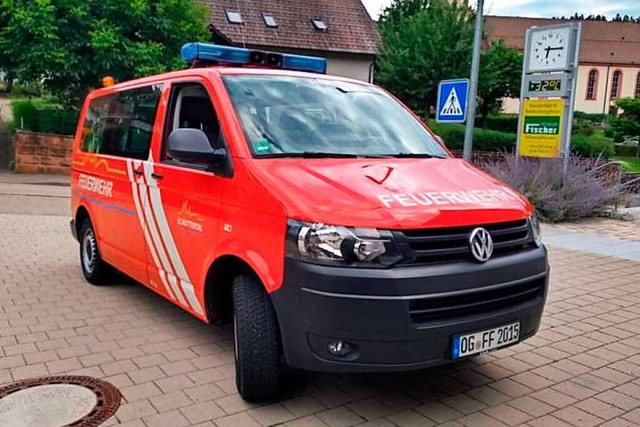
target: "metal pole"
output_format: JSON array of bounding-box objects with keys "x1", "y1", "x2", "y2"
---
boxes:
[
  {"x1": 463, "y1": 0, "x2": 484, "y2": 162},
  {"x1": 515, "y1": 28, "x2": 532, "y2": 169},
  {"x1": 562, "y1": 23, "x2": 582, "y2": 179}
]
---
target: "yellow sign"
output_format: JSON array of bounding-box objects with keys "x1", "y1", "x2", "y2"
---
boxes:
[{"x1": 519, "y1": 99, "x2": 565, "y2": 158}]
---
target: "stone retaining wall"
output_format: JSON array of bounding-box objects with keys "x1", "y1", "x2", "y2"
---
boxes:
[{"x1": 13, "y1": 131, "x2": 73, "y2": 174}]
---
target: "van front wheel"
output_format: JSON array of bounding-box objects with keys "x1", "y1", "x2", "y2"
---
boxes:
[
  {"x1": 233, "y1": 274, "x2": 282, "y2": 402},
  {"x1": 79, "y1": 219, "x2": 113, "y2": 286}
]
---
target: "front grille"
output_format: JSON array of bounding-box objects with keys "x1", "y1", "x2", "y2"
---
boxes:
[
  {"x1": 393, "y1": 219, "x2": 535, "y2": 265},
  {"x1": 408, "y1": 277, "x2": 545, "y2": 325}
]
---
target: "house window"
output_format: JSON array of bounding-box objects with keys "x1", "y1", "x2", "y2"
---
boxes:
[
  {"x1": 263, "y1": 14, "x2": 277, "y2": 27},
  {"x1": 312, "y1": 19, "x2": 327, "y2": 31},
  {"x1": 635, "y1": 72, "x2": 640, "y2": 97},
  {"x1": 226, "y1": 10, "x2": 243, "y2": 24},
  {"x1": 611, "y1": 70, "x2": 622, "y2": 99},
  {"x1": 586, "y1": 69, "x2": 598, "y2": 100}
]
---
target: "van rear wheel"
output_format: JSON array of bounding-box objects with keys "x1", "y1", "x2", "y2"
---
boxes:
[
  {"x1": 233, "y1": 274, "x2": 282, "y2": 402},
  {"x1": 79, "y1": 218, "x2": 113, "y2": 286}
]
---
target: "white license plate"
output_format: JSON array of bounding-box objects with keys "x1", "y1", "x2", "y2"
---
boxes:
[{"x1": 452, "y1": 322, "x2": 520, "y2": 359}]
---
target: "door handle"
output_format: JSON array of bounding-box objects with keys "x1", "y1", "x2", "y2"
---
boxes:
[
  {"x1": 151, "y1": 172, "x2": 164, "y2": 180},
  {"x1": 133, "y1": 166, "x2": 144, "y2": 176}
]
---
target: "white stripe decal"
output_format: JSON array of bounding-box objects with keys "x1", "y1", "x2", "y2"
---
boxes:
[
  {"x1": 143, "y1": 161, "x2": 204, "y2": 316},
  {"x1": 127, "y1": 160, "x2": 177, "y2": 301},
  {"x1": 138, "y1": 170, "x2": 189, "y2": 307}
]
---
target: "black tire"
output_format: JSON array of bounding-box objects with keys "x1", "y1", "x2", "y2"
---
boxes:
[
  {"x1": 233, "y1": 274, "x2": 282, "y2": 401},
  {"x1": 79, "y1": 218, "x2": 113, "y2": 286}
]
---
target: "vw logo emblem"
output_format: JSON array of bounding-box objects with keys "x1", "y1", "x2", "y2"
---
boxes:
[{"x1": 469, "y1": 228, "x2": 493, "y2": 262}]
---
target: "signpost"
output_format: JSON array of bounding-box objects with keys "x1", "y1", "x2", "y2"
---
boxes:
[
  {"x1": 436, "y1": 79, "x2": 470, "y2": 124},
  {"x1": 516, "y1": 23, "x2": 582, "y2": 172},
  {"x1": 462, "y1": 0, "x2": 484, "y2": 161}
]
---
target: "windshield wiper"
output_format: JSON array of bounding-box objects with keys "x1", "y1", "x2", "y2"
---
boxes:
[
  {"x1": 301, "y1": 152, "x2": 360, "y2": 158},
  {"x1": 258, "y1": 152, "x2": 387, "y2": 159},
  {"x1": 391, "y1": 153, "x2": 447, "y2": 159}
]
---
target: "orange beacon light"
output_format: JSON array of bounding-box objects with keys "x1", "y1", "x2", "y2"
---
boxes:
[{"x1": 102, "y1": 76, "x2": 115, "y2": 87}]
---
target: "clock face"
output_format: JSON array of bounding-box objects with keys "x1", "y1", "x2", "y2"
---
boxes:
[{"x1": 528, "y1": 27, "x2": 571, "y2": 72}]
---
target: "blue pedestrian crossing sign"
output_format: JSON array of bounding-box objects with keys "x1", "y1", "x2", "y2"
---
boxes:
[{"x1": 436, "y1": 79, "x2": 470, "y2": 123}]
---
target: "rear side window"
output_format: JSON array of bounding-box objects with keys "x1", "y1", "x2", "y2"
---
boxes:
[{"x1": 81, "y1": 85, "x2": 162, "y2": 160}]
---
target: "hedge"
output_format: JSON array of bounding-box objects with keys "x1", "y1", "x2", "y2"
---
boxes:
[
  {"x1": 614, "y1": 144, "x2": 638, "y2": 157},
  {"x1": 10, "y1": 100, "x2": 39, "y2": 131},
  {"x1": 604, "y1": 127, "x2": 616, "y2": 138},
  {"x1": 474, "y1": 115, "x2": 519, "y2": 133},
  {"x1": 572, "y1": 118, "x2": 595, "y2": 136},
  {"x1": 430, "y1": 122, "x2": 614, "y2": 158},
  {"x1": 10, "y1": 99, "x2": 78, "y2": 136},
  {"x1": 573, "y1": 111, "x2": 607, "y2": 123},
  {"x1": 429, "y1": 123, "x2": 516, "y2": 152},
  {"x1": 571, "y1": 134, "x2": 614, "y2": 158}
]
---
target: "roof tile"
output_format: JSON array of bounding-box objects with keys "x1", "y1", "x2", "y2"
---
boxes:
[{"x1": 199, "y1": 0, "x2": 380, "y2": 55}]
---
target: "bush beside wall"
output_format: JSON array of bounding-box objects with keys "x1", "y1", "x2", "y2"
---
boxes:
[{"x1": 11, "y1": 99, "x2": 78, "y2": 136}]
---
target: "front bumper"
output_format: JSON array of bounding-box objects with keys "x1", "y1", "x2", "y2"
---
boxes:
[{"x1": 271, "y1": 246, "x2": 549, "y2": 372}]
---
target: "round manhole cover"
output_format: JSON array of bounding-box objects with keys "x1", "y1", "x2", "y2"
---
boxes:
[{"x1": 0, "y1": 376, "x2": 121, "y2": 427}]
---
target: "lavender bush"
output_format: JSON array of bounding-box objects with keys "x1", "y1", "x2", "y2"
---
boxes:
[{"x1": 484, "y1": 154, "x2": 627, "y2": 222}]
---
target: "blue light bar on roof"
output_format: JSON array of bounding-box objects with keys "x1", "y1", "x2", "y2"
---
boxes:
[
  {"x1": 281, "y1": 53, "x2": 327, "y2": 74},
  {"x1": 181, "y1": 42, "x2": 251, "y2": 65},
  {"x1": 180, "y1": 42, "x2": 327, "y2": 74}
]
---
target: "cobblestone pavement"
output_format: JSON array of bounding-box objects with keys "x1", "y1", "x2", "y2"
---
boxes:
[
  {"x1": 551, "y1": 211, "x2": 639, "y2": 242},
  {"x1": 1, "y1": 192, "x2": 640, "y2": 426}
]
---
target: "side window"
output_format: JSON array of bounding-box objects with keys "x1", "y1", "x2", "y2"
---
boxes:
[
  {"x1": 81, "y1": 85, "x2": 162, "y2": 160},
  {"x1": 163, "y1": 83, "x2": 222, "y2": 162}
]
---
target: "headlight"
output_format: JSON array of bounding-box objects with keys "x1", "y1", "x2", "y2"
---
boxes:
[
  {"x1": 530, "y1": 214, "x2": 542, "y2": 247},
  {"x1": 286, "y1": 220, "x2": 403, "y2": 267}
]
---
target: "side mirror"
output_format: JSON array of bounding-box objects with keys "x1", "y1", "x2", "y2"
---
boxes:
[{"x1": 167, "y1": 128, "x2": 227, "y2": 164}]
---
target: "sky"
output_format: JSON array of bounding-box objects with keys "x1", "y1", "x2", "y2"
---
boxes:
[{"x1": 361, "y1": 0, "x2": 640, "y2": 20}]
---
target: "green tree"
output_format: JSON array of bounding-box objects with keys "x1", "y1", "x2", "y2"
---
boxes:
[
  {"x1": 0, "y1": 0, "x2": 209, "y2": 106},
  {"x1": 379, "y1": 0, "x2": 430, "y2": 27},
  {"x1": 477, "y1": 40, "x2": 523, "y2": 128},
  {"x1": 0, "y1": 7, "x2": 15, "y2": 92},
  {"x1": 375, "y1": 0, "x2": 475, "y2": 120},
  {"x1": 612, "y1": 97, "x2": 640, "y2": 157}
]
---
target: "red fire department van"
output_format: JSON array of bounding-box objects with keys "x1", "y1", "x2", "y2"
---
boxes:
[{"x1": 70, "y1": 43, "x2": 549, "y2": 401}]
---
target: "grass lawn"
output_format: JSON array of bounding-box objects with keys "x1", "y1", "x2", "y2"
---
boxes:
[{"x1": 614, "y1": 156, "x2": 640, "y2": 173}]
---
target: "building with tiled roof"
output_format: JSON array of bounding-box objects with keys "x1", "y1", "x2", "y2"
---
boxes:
[
  {"x1": 198, "y1": 0, "x2": 381, "y2": 82},
  {"x1": 486, "y1": 16, "x2": 640, "y2": 115}
]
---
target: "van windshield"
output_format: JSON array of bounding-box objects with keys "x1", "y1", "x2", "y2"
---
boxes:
[{"x1": 222, "y1": 75, "x2": 448, "y2": 158}]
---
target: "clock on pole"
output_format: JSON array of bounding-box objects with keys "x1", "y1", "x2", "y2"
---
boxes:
[
  {"x1": 517, "y1": 22, "x2": 581, "y2": 167},
  {"x1": 524, "y1": 24, "x2": 578, "y2": 74}
]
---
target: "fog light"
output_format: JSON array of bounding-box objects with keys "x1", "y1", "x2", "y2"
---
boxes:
[{"x1": 328, "y1": 340, "x2": 351, "y2": 357}]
